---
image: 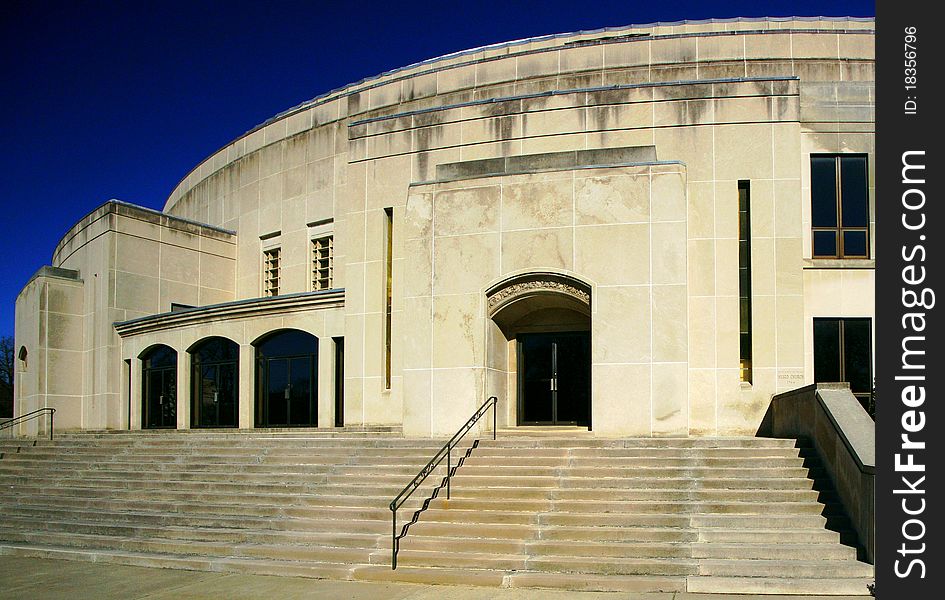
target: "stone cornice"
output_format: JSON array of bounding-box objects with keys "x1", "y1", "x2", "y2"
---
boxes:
[{"x1": 114, "y1": 290, "x2": 344, "y2": 338}]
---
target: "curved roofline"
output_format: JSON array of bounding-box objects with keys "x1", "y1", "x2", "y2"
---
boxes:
[
  {"x1": 165, "y1": 16, "x2": 875, "y2": 212},
  {"x1": 262, "y1": 16, "x2": 873, "y2": 128}
]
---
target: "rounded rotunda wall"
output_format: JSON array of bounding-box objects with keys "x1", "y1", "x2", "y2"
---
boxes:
[{"x1": 162, "y1": 17, "x2": 874, "y2": 222}]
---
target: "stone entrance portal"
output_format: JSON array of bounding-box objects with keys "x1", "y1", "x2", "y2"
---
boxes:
[{"x1": 487, "y1": 272, "x2": 592, "y2": 429}]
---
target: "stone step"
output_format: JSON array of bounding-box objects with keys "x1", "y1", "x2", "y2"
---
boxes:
[
  {"x1": 405, "y1": 518, "x2": 847, "y2": 545},
  {"x1": 430, "y1": 489, "x2": 824, "y2": 514},
  {"x1": 455, "y1": 487, "x2": 823, "y2": 502},
  {"x1": 696, "y1": 558, "x2": 873, "y2": 578},
  {"x1": 409, "y1": 509, "x2": 832, "y2": 532},
  {"x1": 0, "y1": 480, "x2": 312, "y2": 496},
  {"x1": 472, "y1": 447, "x2": 807, "y2": 459},
  {"x1": 357, "y1": 565, "x2": 685, "y2": 592},
  {"x1": 455, "y1": 461, "x2": 809, "y2": 476},
  {"x1": 386, "y1": 549, "x2": 527, "y2": 571},
  {"x1": 0, "y1": 462, "x2": 439, "y2": 480},
  {"x1": 537, "y1": 525, "x2": 698, "y2": 543},
  {"x1": 0, "y1": 485, "x2": 419, "y2": 509},
  {"x1": 94, "y1": 439, "x2": 442, "y2": 447},
  {"x1": 447, "y1": 469, "x2": 821, "y2": 489},
  {"x1": 690, "y1": 543, "x2": 857, "y2": 561},
  {"x1": 0, "y1": 474, "x2": 435, "y2": 499},
  {"x1": 6, "y1": 443, "x2": 444, "y2": 454},
  {"x1": 686, "y1": 575, "x2": 873, "y2": 595},
  {"x1": 0, "y1": 496, "x2": 406, "y2": 522},
  {"x1": 0, "y1": 519, "x2": 384, "y2": 547},
  {"x1": 382, "y1": 547, "x2": 706, "y2": 577},
  {"x1": 0, "y1": 469, "x2": 331, "y2": 484},
  {"x1": 0, "y1": 504, "x2": 393, "y2": 532},
  {"x1": 0, "y1": 461, "x2": 336, "y2": 475},
  {"x1": 1, "y1": 451, "x2": 441, "y2": 464},
  {"x1": 697, "y1": 528, "x2": 843, "y2": 544},
  {"x1": 0, "y1": 529, "x2": 377, "y2": 564},
  {"x1": 691, "y1": 513, "x2": 831, "y2": 528},
  {"x1": 480, "y1": 437, "x2": 800, "y2": 449},
  {"x1": 403, "y1": 536, "x2": 855, "y2": 561},
  {"x1": 447, "y1": 477, "x2": 818, "y2": 493},
  {"x1": 456, "y1": 455, "x2": 809, "y2": 468},
  {"x1": 426, "y1": 497, "x2": 827, "y2": 515},
  {"x1": 0, "y1": 542, "x2": 359, "y2": 580},
  {"x1": 525, "y1": 555, "x2": 698, "y2": 577},
  {"x1": 0, "y1": 454, "x2": 436, "y2": 472}
]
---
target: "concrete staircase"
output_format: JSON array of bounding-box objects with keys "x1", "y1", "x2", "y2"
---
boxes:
[
  {"x1": 394, "y1": 435, "x2": 873, "y2": 594},
  {"x1": 0, "y1": 431, "x2": 873, "y2": 595},
  {"x1": 0, "y1": 430, "x2": 449, "y2": 579}
]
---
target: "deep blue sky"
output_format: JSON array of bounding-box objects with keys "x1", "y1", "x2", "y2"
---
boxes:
[{"x1": 0, "y1": 0, "x2": 874, "y2": 337}]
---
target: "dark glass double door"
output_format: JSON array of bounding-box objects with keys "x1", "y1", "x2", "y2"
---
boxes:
[
  {"x1": 144, "y1": 368, "x2": 176, "y2": 429},
  {"x1": 261, "y1": 356, "x2": 316, "y2": 426},
  {"x1": 518, "y1": 332, "x2": 590, "y2": 426},
  {"x1": 814, "y1": 318, "x2": 873, "y2": 414},
  {"x1": 192, "y1": 363, "x2": 238, "y2": 428}
]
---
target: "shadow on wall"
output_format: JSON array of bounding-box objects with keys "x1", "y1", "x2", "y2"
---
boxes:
[{"x1": 758, "y1": 383, "x2": 875, "y2": 564}]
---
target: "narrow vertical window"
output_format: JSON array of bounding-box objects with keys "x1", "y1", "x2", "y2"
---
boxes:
[
  {"x1": 738, "y1": 181, "x2": 752, "y2": 384},
  {"x1": 384, "y1": 207, "x2": 393, "y2": 390},
  {"x1": 124, "y1": 358, "x2": 132, "y2": 430},
  {"x1": 333, "y1": 337, "x2": 344, "y2": 427},
  {"x1": 263, "y1": 247, "x2": 280, "y2": 297},
  {"x1": 311, "y1": 235, "x2": 334, "y2": 291}
]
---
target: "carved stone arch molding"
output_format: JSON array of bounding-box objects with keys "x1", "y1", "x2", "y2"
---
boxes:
[{"x1": 486, "y1": 272, "x2": 591, "y2": 338}]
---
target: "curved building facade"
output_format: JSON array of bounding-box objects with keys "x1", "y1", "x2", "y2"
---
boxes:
[{"x1": 14, "y1": 17, "x2": 875, "y2": 437}]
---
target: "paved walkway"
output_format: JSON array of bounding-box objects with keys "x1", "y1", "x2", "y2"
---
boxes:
[{"x1": 0, "y1": 556, "x2": 870, "y2": 599}]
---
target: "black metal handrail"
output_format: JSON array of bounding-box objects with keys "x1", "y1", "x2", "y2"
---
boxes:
[
  {"x1": 0, "y1": 408, "x2": 56, "y2": 440},
  {"x1": 389, "y1": 395, "x2": 497, "y2": 569}
]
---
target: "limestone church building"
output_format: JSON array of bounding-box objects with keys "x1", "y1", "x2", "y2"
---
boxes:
[{"x1": 13, "y1": 17, "x2": 875, "y2": 439}]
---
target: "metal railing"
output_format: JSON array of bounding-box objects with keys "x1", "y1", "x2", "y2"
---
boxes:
[
  {"x1": 389, "y1": 395, "x2": 497, "y2": 569},
  {"x1": 0, "y1": 408, "x2": 56, "y2": 440}
]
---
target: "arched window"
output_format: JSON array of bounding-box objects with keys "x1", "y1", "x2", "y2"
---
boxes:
[
  {"x1": 254, "y1": 330, "x2": 318, "y2": 427},
  {"x1": 140, "y1": 345, "x2": 177, "y2": 429},
  {"x1": 189, "y1": 337, "x2": 239, "y2": 428}
]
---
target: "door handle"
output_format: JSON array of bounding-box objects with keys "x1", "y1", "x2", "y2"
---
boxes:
[
  {"x1": 213, "y1": 392, "x2": 218, "y2": 403},
  {"x1": 159, "y1": 395, "x2": 163, "y2": 405},
  {"x1": 284, "y1": 385, "x2": 291, "y2": 400},
  {"x1": 549, "y1": 378, "x2": 557, "y2": 392}
]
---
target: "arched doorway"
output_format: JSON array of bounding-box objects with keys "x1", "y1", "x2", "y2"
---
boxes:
[
  {"x1": 140, "y1": 345, "x2": 177, "y2": 429},
  {"x1": 189, "y1": 337, "x2": 239, "y2": 428},
  {"x1": 488, "y1": 273, "x2": 592, "y2": 428},
  {"x1": 254, "y1": 330, "x2": 318, "y2": 427}
]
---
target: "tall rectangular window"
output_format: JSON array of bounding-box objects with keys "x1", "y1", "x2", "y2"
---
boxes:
[
  {"x1": 333, "y1": 337, "x2": 344, "y2": 427},
  {"x1": 738, "y1": 181, "x2": 752, "y2": 384},
  {"x1": 811, "y1": 154, "x2": 869, "y2": 258},
  {"x1": 311, "y1": 235, "x2": 334, "y2": 291},
  {"x1": 384, "y1": 207, "x2": 393, "y2": 390},
  {"x1": 263, "y1": 247, "x2": 280, "y2": 297},
  {"x1": 814, "y1": 318, "x2": 873, "y2": 416}
]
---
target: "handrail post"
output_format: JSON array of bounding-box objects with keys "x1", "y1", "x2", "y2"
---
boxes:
[
  {"x1": 391, "y1": 507, "x2": 397, "y2": 570},
  {"x1": 50, "y1": 410, "x2": 55, "y2": 441},
  {"x1": 493, "y1": 396, "x2": 497, "y2": 441},
  {"x1": 447, "y1": 447, "x2": 451, "y2": 499}
]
